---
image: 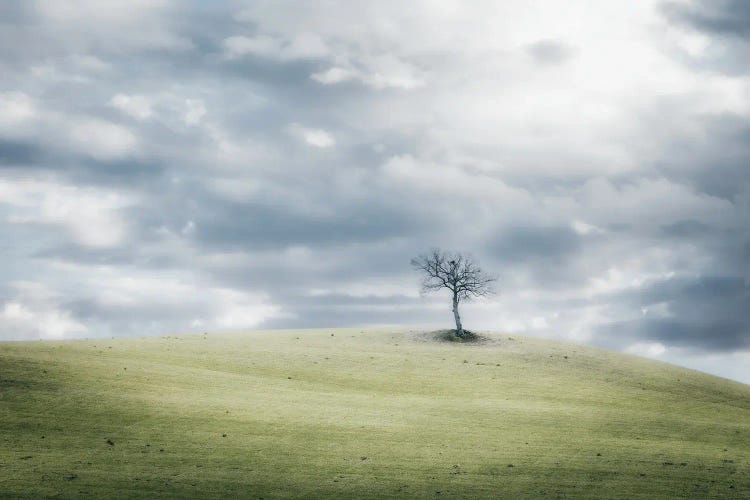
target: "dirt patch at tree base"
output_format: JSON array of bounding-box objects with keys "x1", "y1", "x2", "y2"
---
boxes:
[{"x1": 412, "y1": 329, "x2": 499, "y2": 345}]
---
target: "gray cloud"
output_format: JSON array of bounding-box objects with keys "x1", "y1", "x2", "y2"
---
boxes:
[
  {"x1": 526, "y1": 40, "x2": 575, "y2": 65},
  {"x1": 596, "y1": 276, "x2": 750, "y2": 352},
  {"x1": 662, "y1": 0, "x2": 750, "y2": 37},
  {"x1": 0, "y1": 1, "x2": 749, "y2": 383},
  {"x1": 661, "y1": 0, "x2": 750, "y2": 75}
]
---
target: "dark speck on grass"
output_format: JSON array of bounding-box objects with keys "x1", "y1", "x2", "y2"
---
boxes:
[
  {"x1": 507, "y1": 464, "x2": 514, "y2": 467},
  {"x1": 222, "y1": 434, "x2": 227, "y2": 438},
  {"x1": 597, "y1": 453, "x2": 601, "y2": 457},
  {"x1": 106, "y1": 439, "x2": 114, "y2": 446},
  {"x1": 64, "y1": 473, "x2": 77, "y2": 481}
]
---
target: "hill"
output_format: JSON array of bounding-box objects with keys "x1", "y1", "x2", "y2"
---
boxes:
[{"x1": 1, "y1": 328, "x2": 748, "y2": 498}]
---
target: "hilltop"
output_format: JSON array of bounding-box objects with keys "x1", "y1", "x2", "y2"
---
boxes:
[{"x1": 1, "y1": 328, "x2": 748, "y2": 498}]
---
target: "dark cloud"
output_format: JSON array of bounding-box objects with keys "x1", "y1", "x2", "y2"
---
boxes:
[
  {"x1": 0, "y1": 139, "x2": 41, "y2": 165},
  {"x1": 196, "y1": 200, "x2": 421, "y2": 250},
  {"x1": 660, "y1": 220, "x2": 712, "y2": 239},
  {"x1": 662, "y1": 0, "x2": 750, "y2": 38},
  {"x1": 596, "y1": 276, "x2": 750, "y2": 352},
  {"x1": 0, "y1": 1, "x2": 749, "y2": 382},
  {"x1": 526, "y1": 40, "x2": 575, "y2": 65},
  {"x1": 491, "y1": 226, "x2": 581, "y2": 262},
  {"x1": 661, "y1": 1, "x2": 750, "y2": 75}
]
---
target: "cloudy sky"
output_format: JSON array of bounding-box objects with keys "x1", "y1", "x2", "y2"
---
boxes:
[{"x1": 1, "y1": 1, "x2": 749, "y2": 383}]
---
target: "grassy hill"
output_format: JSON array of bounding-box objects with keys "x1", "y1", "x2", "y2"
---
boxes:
[{"x1": 1, "y1": 328, "x2": 748, "y2": 499}]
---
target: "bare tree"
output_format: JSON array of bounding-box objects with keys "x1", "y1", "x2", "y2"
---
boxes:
[{"x1": 411, "y1": 249, "x2": 496, "y2": 337}]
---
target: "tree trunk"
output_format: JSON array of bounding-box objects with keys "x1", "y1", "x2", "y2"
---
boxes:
[{"x1": 452, "y1": 294, "x2": 464, "y2": 337}]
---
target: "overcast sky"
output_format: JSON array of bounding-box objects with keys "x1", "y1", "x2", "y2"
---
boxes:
[{"x1": 1, "y1": 1, "x2": 749, "y2": 383}]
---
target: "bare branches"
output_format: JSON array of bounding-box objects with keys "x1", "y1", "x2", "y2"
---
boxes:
[
  {"x1": 411, "y1": 248, "x2": 496, "y2": 302},
  {"x1": 412, "y1": 248, "x2": 496, "y2": 337}
]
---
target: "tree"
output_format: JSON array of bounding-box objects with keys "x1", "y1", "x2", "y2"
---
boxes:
[{"x1": 411, "y1": 249, "x2": 496, "y2": 338}]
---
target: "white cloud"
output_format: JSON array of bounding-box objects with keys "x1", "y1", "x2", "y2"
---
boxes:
[
  {"x1": 50, "y1": 263, "x2": 282, "y2": 333},
  {"x1": 111, "y1": 94, "x2": 153, "y2": 120},
  {"x1": 0, "y1": 282, "x2": 88, "y2": 340},
  {"x1": 181, "y1": 220, "x2": 196, "y2": 237},
  {"x1": 571, "y1": 220, "x2": 603, "y2": 235},
  {"x1": 311, "y1": 67, "x2": 357, "y2": 85},
  {"x1": 37, "y1": 0, "x2": 193, "y2": 52},
  {"x1": 0, "y1": 177, "x2": 135, "y2": 247},
  {"x1": 223, "y1": 33, "x2": 328, "y2": 61},
  {"x1": 626, "y1": 342, "x2": 668, "y2": 358},
  {"x1": 311, "y1": 58, "x2": 425, "y2": 90},
  {"x1": 70, "y1": 119, "x2": 137, "y2": 160},
  {"x1": 287, "y1": 123, "x2": 335, "y2": 148},
  {"x1": 0, "y1": 301, "x2": 88, "y2": 339},
  {"x1": 0, "y1": 91, "x2": 37, "y2": 135},
  {"x1": 183, "y1": 99, "x2": 206, "y2": 125},
  {"x1": 359, "y1": 55, "x2": 425, "y2": 90},
  {"x1": 380, "y1": 154, "x2": 530, "y2": 207}
]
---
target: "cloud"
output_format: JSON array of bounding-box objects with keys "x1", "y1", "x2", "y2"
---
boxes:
[
  {"x1": 111, "y1": 94, "x2": 152, "y2": 120},
  {"x1": 526, "y1": 39, "x2": 576, "y2": 65},
  {"x1": 661, "y1": 0, "x2": 750, "y2": 74},
  {"x1": 0, "y1": 0, "x2": 749, "y2": 384},
  {"x1": 0, "y1": 91, "x2": 37, "y2": 135},
  {"x1": 0, "y1": 281, "x2": 87, "y2": 339},
  {"x1": 310, "y1": 67, "x2": 357, "y2": 85},
  {"x1": 662, "y1": 0, "x2": 750, "y2": 38},
  {"x1": 287, "y1": 123, "x2": 335, "y2": 148},
  {"x1": 310, "y1": 57, "x2": 425, "y2": 90},
  {"x1": 69, "y1": 119, "x2": 137, "y2": 160},
  {"x1": 183, "y1": 99, "x2": 206, "y2": 126},
  {"x1": 223, "y1": 33, "x2": 329, "y2": 61},
  {"x1": 0, "y1": 177, "x2": 134, "y2": 247},
  {"x1": 626, "y1": 341, "x2": 667, "y2": 358}
]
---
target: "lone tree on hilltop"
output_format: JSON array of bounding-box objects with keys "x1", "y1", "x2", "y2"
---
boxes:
[{"x1": 411, "y1": 249, "x2": 496, "y2": 338}]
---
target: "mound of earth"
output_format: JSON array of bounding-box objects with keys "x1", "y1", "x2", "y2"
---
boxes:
[{"x1": 413, "y1": 329, "x2": 496, "y2": 344}]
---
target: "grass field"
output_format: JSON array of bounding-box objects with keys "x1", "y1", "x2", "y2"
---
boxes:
[{"x1": 1, "y1": 328, "x2": 748, "y2": 498}]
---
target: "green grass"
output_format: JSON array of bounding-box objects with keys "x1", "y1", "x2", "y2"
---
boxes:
[{"x1": 1, "y1": 328, "x2": 748, "y2": 499}]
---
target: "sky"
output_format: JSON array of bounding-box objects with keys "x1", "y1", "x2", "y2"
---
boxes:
[{"x1": 1, "y1": 0, "x2": 749, "y2": 383}]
